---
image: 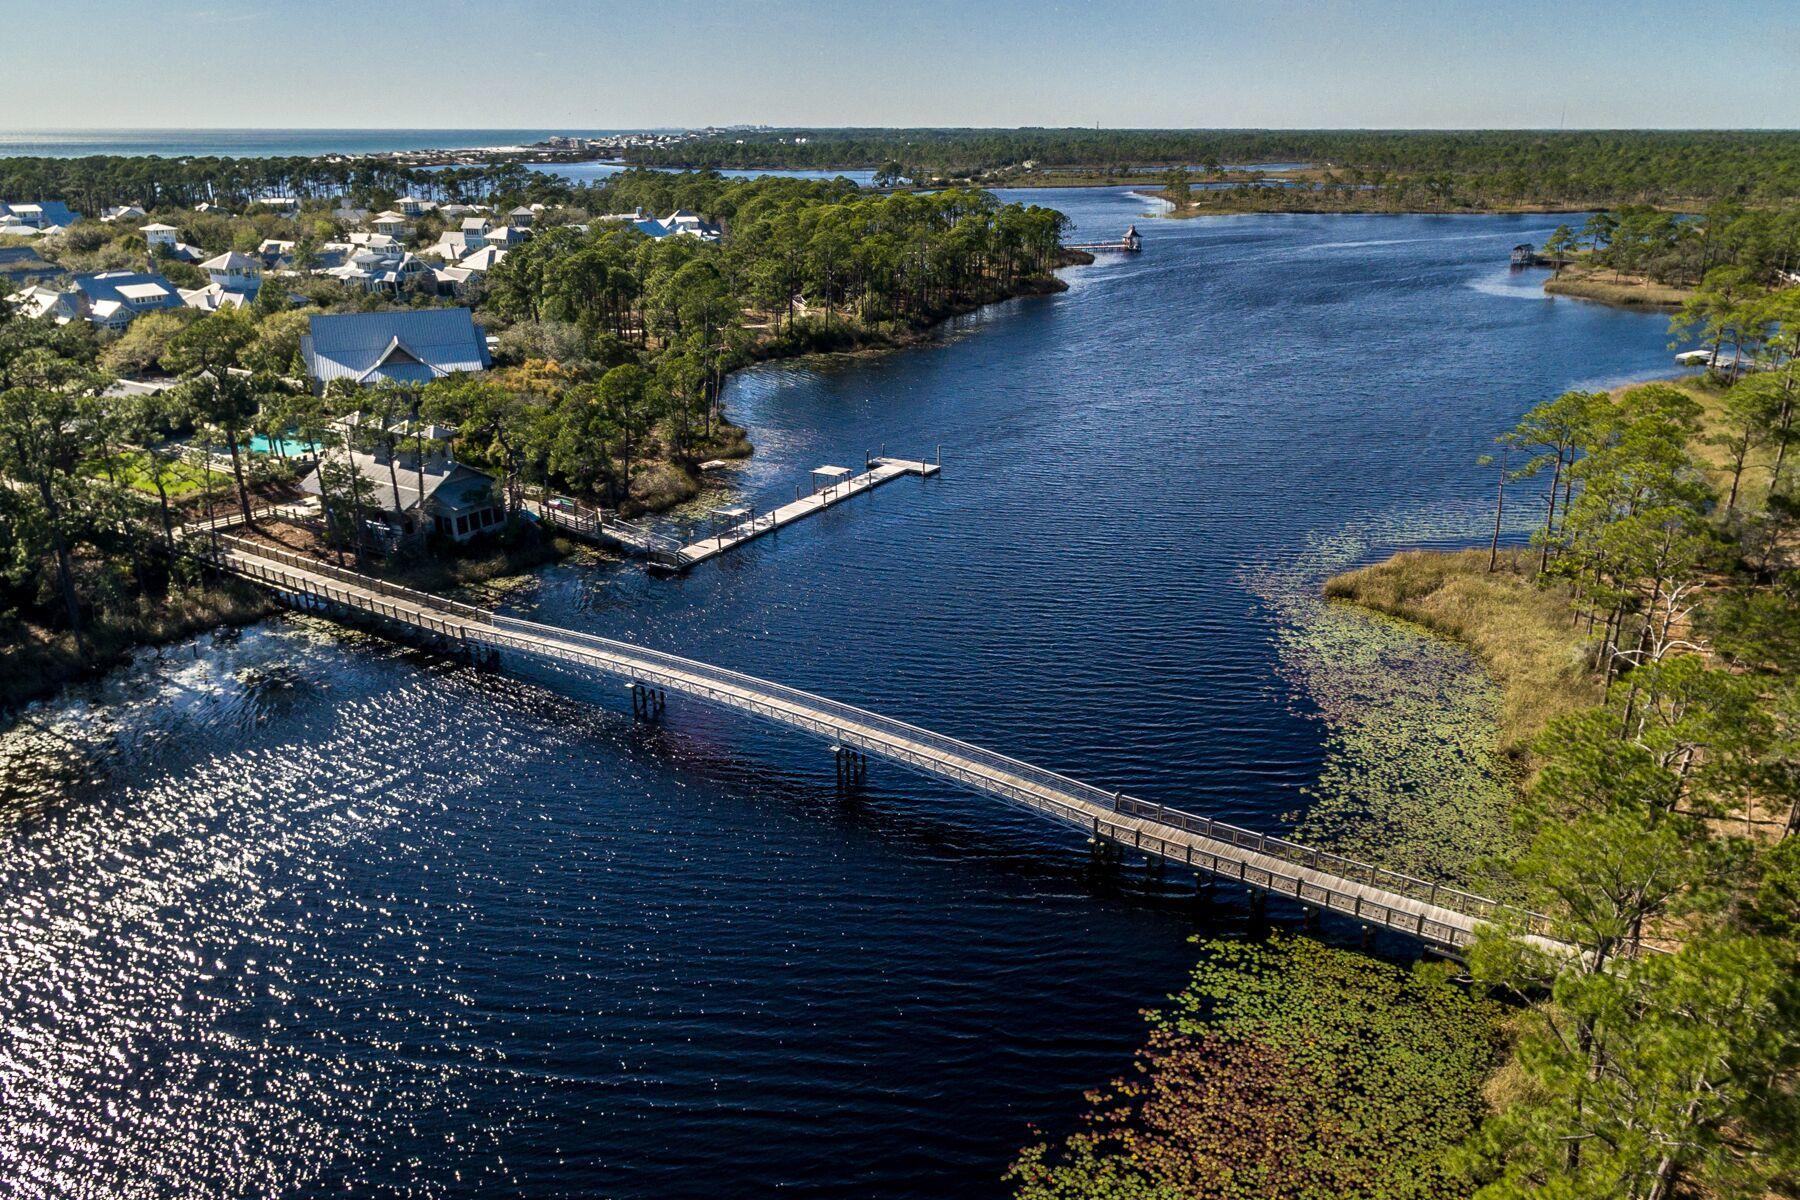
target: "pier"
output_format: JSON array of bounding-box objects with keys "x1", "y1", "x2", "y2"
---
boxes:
[
  {"x1": 520, "y1": 454, "x2": 939, "y2": 574},
  {"x1": 1064, "y1": 224, "x2": 1142, "y2": 254},
  {"x1": 669, "y1": 455, "x2": 940, "y2": 571},
  {"x1": 199, "y1": 530, "x2": 1553, "y2": 955}
]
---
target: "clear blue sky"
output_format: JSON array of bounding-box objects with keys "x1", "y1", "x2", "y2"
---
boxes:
[{"x1": 14, "y1": 0, "x2": 1799, "y2": 129}]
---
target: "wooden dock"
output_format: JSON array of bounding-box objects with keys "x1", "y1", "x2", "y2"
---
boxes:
[
  {"x1": 668, "y1": 455, "x2": 940, "y2": 570},
  {"x1": 199, "y1": 530, "x2": 1556, "y2": 955}
]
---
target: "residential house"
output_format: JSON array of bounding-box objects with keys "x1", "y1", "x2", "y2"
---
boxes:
[
  {"x1": 479, "y1": 224, "x2": 528, "y2": 250},
  {"x1": 632, "y1": 209, "x2": 722, "y2": 242},
  {"x1": 323, "y1": 249, "x2": 434, "y2": 294},
  {"x1": 142, "y1": 222, "x2": 206, "y2": 262},
  {"x1": 459, "y1": 215, "x2": 492, "y2": 249},
  {"x1": 299, "y1": 307, "x2": 489, "y2": 389},
  {"x1": 5, "y1": 284, "x2": 77, "y2": 322},
  {"x1": 371, "y1": 210, "x2": 411, "y2": 240},
  {"x1": 456, "y1": 245, "x2": 507, "y2": 273},
  {"x1": 424, "y1": 230, "x2": 471, "y2": 261},
  {"x1": 1, "y1": 201, "x2": 80, "y2": 229},
  {"x1": 396, "y1": 196, "x2": 437, "y2": 217},
  {"x1": 300, "y1": 420, "x2": 503, "y2": 544},
  {"x1": 101, "y1": 204, "x2": 149, "y2": 223},
  {"x1": 258, "y1": 239, "x2": 296, "y2": 268},
  {"x1": 507, "y1": 205, "x2": 537, "y2": 227},
  {"x1": 182, "y1": 250, "x2": 264, "y2": 311},
  {"x1": 30, "y1": 271, "x2": 187, "y2": 329}
]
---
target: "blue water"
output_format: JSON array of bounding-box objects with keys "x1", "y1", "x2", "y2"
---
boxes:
[
  {"x1": 527, "y1": 161, "x2": 880, "y2": 187},
  {"x1": 0, "y1": 193, "x2": 1677, "y2": 1198},
  {"x1": 247, "y1": 433, "x2": 312, "y2": 458},
  {"x1": 0, "y1": 129, "x2": 653, "y2": 159}
]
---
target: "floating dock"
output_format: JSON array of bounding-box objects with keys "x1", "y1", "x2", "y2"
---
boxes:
[{"x1": 666, "y1": 455, "x2": 940, "y2": 571}]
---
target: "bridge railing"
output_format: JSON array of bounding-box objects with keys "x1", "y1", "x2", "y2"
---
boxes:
[
  {"x1": 209, "y1": 533, "x2": 492, "y2": 623},
  {"x1": 208, "y1": 540, "x2": 1549, "y2": 943},
  {"x1": 477, "y1": 610, "x2": 1550, "y2": 939}
]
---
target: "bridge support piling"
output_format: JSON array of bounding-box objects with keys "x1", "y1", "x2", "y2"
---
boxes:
[
  {"x1": 1360, "y1": 925, "x2": 1374, "y2": 950},
  {"x1": 832, "y1": 745, "x2": 867, "y2": 791},
  {"x1": 628, "y1": 682, "x2": 665, "y2": 720}
]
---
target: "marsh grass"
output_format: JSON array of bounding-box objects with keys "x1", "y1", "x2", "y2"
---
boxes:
[
  {"x1": 1323, "y1": 547, "x2": 1597, "y2": 759},
  {"x1": 1543, "y1": 266, "x2": 1691, "y2": 307}
]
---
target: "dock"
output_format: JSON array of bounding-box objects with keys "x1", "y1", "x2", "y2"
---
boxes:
[
  {"x1": 666, "y1": 455, "x2": 940, "y2": 571},
  {"x1": 524, "y1": 495, "x2": 688, "y2": 569}
]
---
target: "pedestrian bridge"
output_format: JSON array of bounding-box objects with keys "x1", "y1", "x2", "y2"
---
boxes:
[{"x1": 208, "y1": 534, "x2": 1545, "y2": 953}]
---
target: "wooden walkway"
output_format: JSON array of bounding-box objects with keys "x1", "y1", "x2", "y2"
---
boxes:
[
  {"x1": 671, "y1": 457, "x2": 940, "y2": 569},
  {"x1": 204, "y1": 533, "x2": 1550, "y2": 953}
]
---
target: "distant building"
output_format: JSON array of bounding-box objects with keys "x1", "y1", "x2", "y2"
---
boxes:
[
  {"x1": 322, "y1": 249, "x2": 435, "y2": 294},
  {"x1": 299, "y1": 420, "x2": 504, "y2": 544},
  {"x1": 141, "y1": 221, "x2": 206, "y2": 262},
  {"x1": 396, "y1": 196, "x2": 437, "y2": 217},
  {"x1": 456, "y1": 245, "x2": 507, "y2": 273},
  {"x1": 1, "y1": 201, "x2": 80, "y2": 229},
  {"x1": 300, "y1": 308, "x2": 490, "y2": 389},
  {"x1": 480, "y1": 224, "x2": 528, "y2": 250},
  {"x1": 371, "y1": 210, "x2": 411, "y2": 239},
  {"x1": 258, "y1": 239, "x2": 296, "y2": 268},
  {"x1": 22, "y1": 271, "x2": 186, "y2": 329},
  {"x1": 101, "y1": 204, "x2": 148, "y2": 223},
  {"x1": 632, "y1": 209, "x2": 722, "y2": 242},
  {"x1": 253, "y1": 196, "x2": 301, "y2": 217},
  {"x1": 507, "y1": 205, "x2": 537, "y2": 226}
]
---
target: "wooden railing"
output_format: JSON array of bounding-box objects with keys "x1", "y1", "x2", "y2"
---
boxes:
[{"x1": 202, "y1": 539, "x2": 1556, "y2": 950}]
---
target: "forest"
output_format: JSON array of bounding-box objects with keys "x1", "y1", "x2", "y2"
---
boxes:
[
  {"x1": 632, "y1": 129, "x2": 1800, "y2": 206},
  {"x1": 0, "y1": 173, "x2": 1068, "y2": 706}
]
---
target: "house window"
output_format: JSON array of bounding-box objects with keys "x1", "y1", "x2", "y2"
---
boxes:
[{"x1": 455, "y1": 515, "x2": 469, "y2": 535}]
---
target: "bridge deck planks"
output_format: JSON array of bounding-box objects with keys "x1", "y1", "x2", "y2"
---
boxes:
[
  {"x1": 215, "y1": 538, "x2": 1504, "y2": 951},
  {"x1": 675, "y1": 457, "x2": 939, "y2": 566}
]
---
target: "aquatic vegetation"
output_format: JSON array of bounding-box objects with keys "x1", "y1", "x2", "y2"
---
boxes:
[
  {"x1": 1009, "y1": 935, "x2": 1505, "y2": 1200},
  {"x1": 1245, "y1": 509, "x2": 1534, "y2": 892}
]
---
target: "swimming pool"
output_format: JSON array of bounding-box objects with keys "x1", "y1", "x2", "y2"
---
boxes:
[{"x1": 247, "y1": 433, "x2": 314, "y2": 458}]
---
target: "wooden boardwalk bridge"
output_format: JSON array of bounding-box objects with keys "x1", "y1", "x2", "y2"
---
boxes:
[{"x1": 201, "y1": 532, "x2": 1551, "y2": 953}]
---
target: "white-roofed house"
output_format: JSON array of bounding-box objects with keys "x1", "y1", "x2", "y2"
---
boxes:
[
  {"x1": 141, "y1": 222, "x2": 207, "y2": 262},
  {"x1": 371, "y1": 210, "x2": 411, "y2": 240},
  {"x1": 55, "y1": 271, "x2": 186, "y2": 329}
]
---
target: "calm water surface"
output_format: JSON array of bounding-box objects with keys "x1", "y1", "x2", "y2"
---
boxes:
[{"x1": 0, "y1": 193, "x2": 1677, "y2": 1198}]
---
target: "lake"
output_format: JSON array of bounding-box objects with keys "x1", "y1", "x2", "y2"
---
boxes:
[{"x1": 0, "y1": 193, "x2": 1678, "y2": 1198}]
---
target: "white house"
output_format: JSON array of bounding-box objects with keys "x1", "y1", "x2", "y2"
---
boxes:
[
  {"x1": 1, "y1": 201, "x2": 79, "y2": 229},
  {"x1": 371, "y1": 210, "x2": 411, "y2": 239},
  {"x1": 182, "y1": 250, "x2": 264, "y2": 311},
  {"x1": 141, "y1": 222, "x2": 206, "y2": 262},
  {"x1": 101, "y1": 205, "x2": 148, "y2": 223}
]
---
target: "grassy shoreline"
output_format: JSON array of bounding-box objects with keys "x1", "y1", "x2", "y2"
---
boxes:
[
  {"x1": 1542, "y1": 265, "x2": 1692, "y2": 307},
  {"x1": 1323, "y1": 547, "x2": 1600, "y2": 761}
]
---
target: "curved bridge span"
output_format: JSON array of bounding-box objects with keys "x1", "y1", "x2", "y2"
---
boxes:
[{"x1": 211, "y1": 535, "x2": 1540, "y2": 953}]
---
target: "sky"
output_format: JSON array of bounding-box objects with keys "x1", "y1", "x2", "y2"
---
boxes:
[{"x1": 8, "y1": 0, "x2": 1799, "y2": 130}]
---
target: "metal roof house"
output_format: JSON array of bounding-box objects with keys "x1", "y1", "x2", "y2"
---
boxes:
[
  {"x1": 300, "y1": 308, "x2": 490, "y2": 390},
  {"x1": 1, "y1": 201, "x2": 80, "y2": 229},
  {"x1": 299, "y1": 424, "x2": 504, "y2": 544},
  {"x1": 61, "y1": 271, "x2": 184, "y2": 329}
]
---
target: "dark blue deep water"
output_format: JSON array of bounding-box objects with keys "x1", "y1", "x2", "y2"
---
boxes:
[{"x1": 0, "y1": 193, "x2": 1679, "y2": 1199}]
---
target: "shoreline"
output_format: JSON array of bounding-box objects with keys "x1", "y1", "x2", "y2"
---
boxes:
[{"x1": 1, "y1": 261, "x2": 1082, "y2": 724}]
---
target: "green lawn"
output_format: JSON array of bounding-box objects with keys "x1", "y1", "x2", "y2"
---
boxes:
[{"x1": 91, "y1": 450, "x2": 221, "y2": 500}]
